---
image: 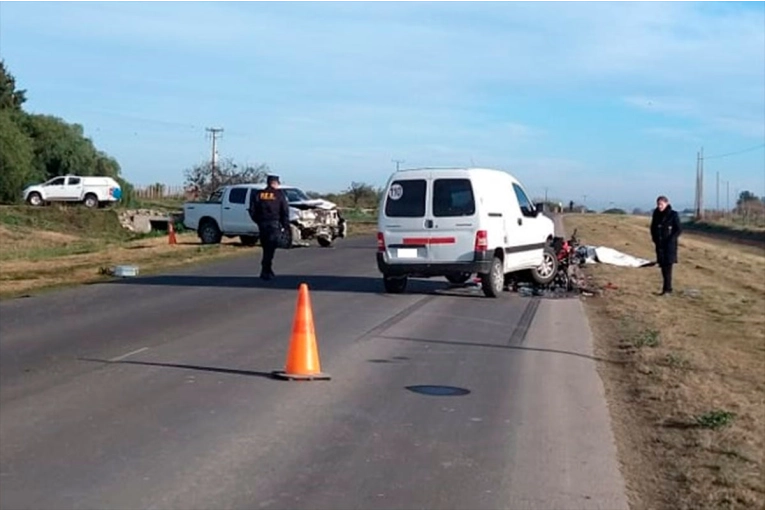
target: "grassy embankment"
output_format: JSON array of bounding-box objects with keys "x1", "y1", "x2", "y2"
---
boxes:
[
  {"x1": 682, "y1": 215, "x2": 765, "y2": 248},
  {"x1": 563, "y1": 213, "x2": 764, "y2": 510},
  {"x1": 0, "y1": 205, "x2": 377, "y2": 299}
]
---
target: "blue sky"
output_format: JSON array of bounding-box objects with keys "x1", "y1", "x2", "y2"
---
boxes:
[{"x1": 1, "y1": 1, "x2": 763, "y2": 211}]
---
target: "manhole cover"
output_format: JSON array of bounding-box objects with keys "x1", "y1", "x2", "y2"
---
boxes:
[{"x1": 405, "y1": 385, "x2": 471, "y2": 396}]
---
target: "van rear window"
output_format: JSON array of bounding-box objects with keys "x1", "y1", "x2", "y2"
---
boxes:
[
  {"x1": 384, "y1": 179, "x2": 426, "y2": 218},
  {"x1": 433, "y1": 178, "x2": 475, "y2": 217}
]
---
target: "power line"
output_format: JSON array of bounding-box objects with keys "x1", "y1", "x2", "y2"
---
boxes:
[{"x1": 703, "y1": 143, "x2": 765, "y2": 160}]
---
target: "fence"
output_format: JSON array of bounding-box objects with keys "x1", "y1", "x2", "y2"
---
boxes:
[
  {"x1": 133, "y1": 185, "x2": 194, "y2": 201},
  {"x1": 700, "y1": 207, "x2": 765, "y2": 227}
]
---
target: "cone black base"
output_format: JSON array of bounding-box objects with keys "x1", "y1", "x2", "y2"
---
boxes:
[{"x1": 271, "y1": 370, "x2": 331, "y2": 381}]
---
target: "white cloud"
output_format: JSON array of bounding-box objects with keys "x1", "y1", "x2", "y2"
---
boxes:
[{"x1": 2, "y1": 1, "x2": 763, "y2": 202}]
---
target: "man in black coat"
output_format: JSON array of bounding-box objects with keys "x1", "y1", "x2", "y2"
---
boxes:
[
  {"x1": 650, "y1": 195, "x2": 682, "y2": 295},
  {"x1": 248, "y1": 175, "x2": 291, "y2": 280}
]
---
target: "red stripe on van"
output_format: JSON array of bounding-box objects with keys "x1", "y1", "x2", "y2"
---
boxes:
[{"x1": 403, "y1": 237, "x2": 456, "y2": 245}]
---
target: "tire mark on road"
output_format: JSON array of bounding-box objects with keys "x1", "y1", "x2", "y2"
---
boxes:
[
  {"x1": 509, "y1": 297, "x2": 540, "y2": 346},
  {"x1": 355, "y1": 295, "x2": 436, "y2": 342}
]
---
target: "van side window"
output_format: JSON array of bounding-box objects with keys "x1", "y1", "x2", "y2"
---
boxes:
[
  {"x1": 433, "y1": 179, "x2": 475, "y2": 217},
  {"x1": 384, "y1": 179, "x2": 426, "y2": 217},
  {"x1": 228, "y1": 187, "x2": 248, "y2": 204},
  {"x1": 512, "y1": 183, "x2": 535, "y2": 217}
]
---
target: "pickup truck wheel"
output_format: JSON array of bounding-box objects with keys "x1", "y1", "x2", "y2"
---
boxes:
[
  {"x1": 480, "y1": 256, "x2": 504, "y2": 298},
  {"x1": 383, "y1": 275, "x2": 408, "y2": 294},
  {"x1": 83, "y1": 193, "x2": 98, "y2": 208},
  {"x1": 240, "y1": 235, "x2": 259, "y2": 247},
  {"x1": 198, "y1": 220, "x2": 222, "y2": 245},
  {"x1": 445, "y1": 272, "x2": 472, "y2": 285},
  {"x1": 27, "y1": 192, "x2": 43, "y2": 207},
  {"x1": 530, "y1": 246, "x2": 559, "y2": 285}
]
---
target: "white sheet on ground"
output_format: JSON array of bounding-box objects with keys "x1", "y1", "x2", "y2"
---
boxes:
[{"x1": 577, "y1": 245, "x2": 654, "y2": 267}]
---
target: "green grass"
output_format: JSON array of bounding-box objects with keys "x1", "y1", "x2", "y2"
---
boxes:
[
  {"x1": 695, "y1": 410, "x2": 736, "y2": 430},
  {"x1": 0, "y1": 241, "x2": 105, "y2": 262},
  {"x1": 0, "y1": 205, "x2": 132, "y2": 241}
]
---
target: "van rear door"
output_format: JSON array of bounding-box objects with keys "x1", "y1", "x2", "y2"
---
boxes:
[
  {"x1": 381, "y1": 176, "x2": 430, "y2": 264},
  {"x1": 429, "y1": 177, "x2": 477, "y2": 263}
]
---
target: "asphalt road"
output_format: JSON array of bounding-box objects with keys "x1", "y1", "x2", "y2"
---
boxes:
[{"x1": 0, "y1": 232, "x2": 629, "y2": 510}]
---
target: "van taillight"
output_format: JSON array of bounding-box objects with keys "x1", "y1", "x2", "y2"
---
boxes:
[
  {"x1": 377, "y1": 232, "x2": 386, "y2": 252},
  {"x1": 474, "y1": 230, "x2": 488, "y2": 252}
]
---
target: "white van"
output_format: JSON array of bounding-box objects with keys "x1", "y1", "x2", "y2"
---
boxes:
[
  {"x1": 376, "y1": 167, "x2": 558, "y2": 297},
  {"x1": 23, "y1": 175, "x2": 122, "y2": 208}
]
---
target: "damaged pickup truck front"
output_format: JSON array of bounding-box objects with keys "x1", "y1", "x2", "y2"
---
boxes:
[
  {"x1": 183, "y1": 184, "x2": 347, "y2": 248},
  {"x1": 282, "y1": 187, "x2": 347, "y2": 247}
]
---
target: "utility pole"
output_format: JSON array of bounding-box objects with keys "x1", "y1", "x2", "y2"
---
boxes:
[
  {"x1": 544, "y1": 187, "x2": 548, "y2": 203},
  {"x1": 694, "y1": 147, "x2": 705, "y2": 220},
  {"x1": 726, "y1": 180, "x2": 730, "y2": 214},
  {"x1": 582, "y1": 194, "x2": 587, "y2": 211},
  {"x1": 392, "y1": 159, "x2": 405, "y2": 172},
  {"x1": 694, "y1": 151, "x2": 699, "y2": 218},
  {"x1": 206, "y1": 127, "x2": 224, "y2": 187},
  {"x1": 716, "y1": 171, "x2": 720, "y2": 212},
  {"x1": 699, "y1": 146, "x2": 704, "y2": 219}
]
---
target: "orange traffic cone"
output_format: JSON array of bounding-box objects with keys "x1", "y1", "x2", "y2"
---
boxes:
[
  {"x1": 168, "y1": 220, "x2": 177, "y2": 245},
  {"x1": 272, "y1": 283, "x2": 331, "y2": 381}
]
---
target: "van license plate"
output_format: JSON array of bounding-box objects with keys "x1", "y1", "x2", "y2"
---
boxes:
[{"x1": 397, "y1": 248, "x2": 418, "y2": 259}]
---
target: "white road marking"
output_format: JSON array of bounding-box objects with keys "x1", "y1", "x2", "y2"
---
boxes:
[{"x1": 108, "y1": 347, "x2": 148, "y2": 362}]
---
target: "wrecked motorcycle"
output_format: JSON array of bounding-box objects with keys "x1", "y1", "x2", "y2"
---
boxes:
[{"x1": 549, "y1": 228, "x2": 582, "y2": 291}]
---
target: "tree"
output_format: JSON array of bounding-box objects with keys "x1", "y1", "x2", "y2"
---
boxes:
[
  {"x1": 346, "y1": 181, "x2": 378, "y2": 208},
  {"x1": 0, "y1": 111, "x2": 39, "y2": 203},
  {"x1": 735, "y1": 190, "x2": 764, "y2": 219},
  {"x1": 15, "y1": 114, "x2": 101, "y2": 179},
  {"x1": 183, "y1": 158, "x2": 269, "y2": 198},
  {"x1": 737, "y1": 190, "x2": 759, "y2": 207},
  {"x1": 0, "y1": 60, "x2": 27, "y2": 111}
]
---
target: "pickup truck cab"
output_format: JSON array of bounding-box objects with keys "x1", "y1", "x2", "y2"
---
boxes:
[
  {"x1": 23, "y1": 175, "x2": 122, "y2": 208},
  {"x1": 376, "y1": 167, "x2": 557, "y2": 297},
  {"x1": 183, "y1": 184, "x2": 347, "y2": 247}
]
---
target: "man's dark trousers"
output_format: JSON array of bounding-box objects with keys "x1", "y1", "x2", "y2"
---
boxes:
[
  {"x1": 259, "y1": 220, "x2": 281, "y2": 277},
  {"x1": 660, "y1": 263, "x2": 673, "y2": 293}
]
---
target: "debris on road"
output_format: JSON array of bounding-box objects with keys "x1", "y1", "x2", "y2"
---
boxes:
[{"x1": 99, "y1": 265, "x2": 140, "y2": 277}]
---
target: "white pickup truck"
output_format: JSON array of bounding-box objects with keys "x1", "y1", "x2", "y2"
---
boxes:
[
  {"x1": 183, "y1": 184, "x2": 347, "y2": 247},
  {"x1": 23, "y1": 175, "x2": 123, "y2": 208}
]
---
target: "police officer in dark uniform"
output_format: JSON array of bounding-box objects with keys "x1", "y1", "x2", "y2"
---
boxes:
[{"x1": 248, "y1": 175, "x2": 290, "y2": 280}]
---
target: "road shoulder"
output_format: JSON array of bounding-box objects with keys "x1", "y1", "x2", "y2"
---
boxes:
[{"x1": 503, "y1": 295, "x2": 630, "y2": 509}]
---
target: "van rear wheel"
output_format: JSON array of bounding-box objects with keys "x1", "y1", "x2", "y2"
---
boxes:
[
  {"x1": 480, "y1": 256, "x2": 504, "y2": 298},
  {"x1": 383, "y1": 275, "x2": 408, "y2": 294}
]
